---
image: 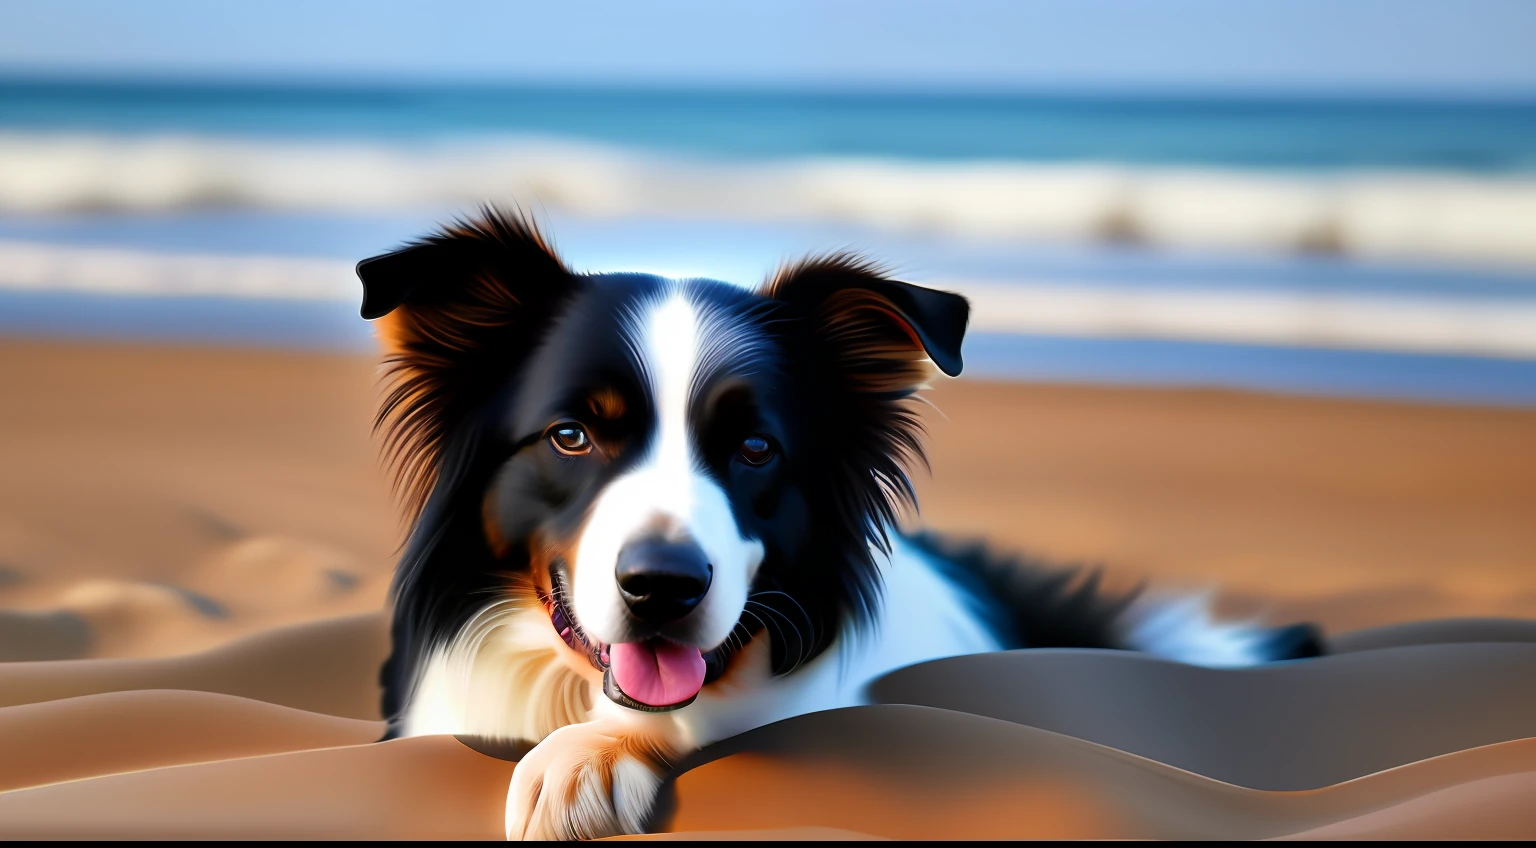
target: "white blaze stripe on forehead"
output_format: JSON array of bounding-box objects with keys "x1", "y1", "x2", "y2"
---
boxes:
[
  {"x1": 572, "y1": 288, "x2": 764, "y2": 649},
  {"x1": 647, "y1": 294, "x2": 701, "y2": 514}
]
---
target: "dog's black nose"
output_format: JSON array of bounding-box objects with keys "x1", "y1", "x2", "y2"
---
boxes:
[{"x1": 616, "y1": 540, "x2": 712, "y2": 623}]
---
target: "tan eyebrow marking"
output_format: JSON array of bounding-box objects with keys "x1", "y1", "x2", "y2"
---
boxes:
[{"x1": 588, "y1": 388, "x2": 626, "y2": 420}]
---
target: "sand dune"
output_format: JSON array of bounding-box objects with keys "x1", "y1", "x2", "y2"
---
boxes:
[
  {"x1": 870, "y1": 643, "x2": 1536, "y2": 789},
  {"x1": 0, "y1": 609, "x2": 90, "y2": 662},
  {"x1": 4, "y1": 701, "x2": 1527, "y2": 839},
  {"x1": 0, "y1": 613, "x2": 387, "y2": 720},
  {"x1": 0, "y1": 610, "x2": 1532, "y2": 838},
  {"x1": 0, "y1": 689, "x2": 379, "y2": 793},
  {"x1": 1330, "y1": 616, "x2": 1536, "y2": 653},
  {"x1": 0, "y1": 734, "x2": 514, "y2": 840},
  {"x1": 658, "y1": 707, "x2": 1536, "y2": 840},
  {"x1": 1277, "y1": 771, "x2": 1536, "y2": 840}
]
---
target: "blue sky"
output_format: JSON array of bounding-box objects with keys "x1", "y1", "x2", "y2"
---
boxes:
[{"x1": 2, "y1": 0, "x2": 1535, "y2": 95}]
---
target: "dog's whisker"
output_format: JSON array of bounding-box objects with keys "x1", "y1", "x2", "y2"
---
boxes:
[
  {"x1": 738, "y1": 608, "x2": 787, "y2": 659},
  {"x1": 745, "y1": 599, "x2": 815, "y2": 672},
  {"x1": 747, "y1": 592, "x2": 820, "y2": 668}
]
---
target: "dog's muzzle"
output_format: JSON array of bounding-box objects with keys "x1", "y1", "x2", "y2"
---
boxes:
[{"x1": 601, "y1": 538, "x2": 712, "y2": 710}]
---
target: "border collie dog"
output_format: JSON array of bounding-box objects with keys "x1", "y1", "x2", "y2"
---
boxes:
[{"x1": 357, "y1": 209, "x2": 1322, "y2": 840}]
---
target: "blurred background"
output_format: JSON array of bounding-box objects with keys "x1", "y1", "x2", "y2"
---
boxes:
[{"x1": 1, "y1": 0, "x2": 1533, "y2": 662}]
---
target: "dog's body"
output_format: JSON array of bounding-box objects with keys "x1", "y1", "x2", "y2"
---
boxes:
[{"x1": 358, "y1": 209, "x2": 1322, "y2": 840}]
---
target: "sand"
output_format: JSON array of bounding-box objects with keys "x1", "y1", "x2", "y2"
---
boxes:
[
  {"x1": 0, "y1": 689, "x2": 380, "y2": 794},
  {"x1": 913, "y1": 379, "x2": 1536, "y2": 633},
  {"x1": 1, "y1": 621, "x2": 1534, "y2": 838},
  {"x1": 1, "y1": 337, "x2": 1534, "y2": 838},
  {"x1": 0, "y1": 340, "x2": 397, "y2": 660}
]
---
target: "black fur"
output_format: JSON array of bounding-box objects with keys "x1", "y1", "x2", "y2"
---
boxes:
[
  {"x1": 907, "y1": 530, "x2": 1325, "y2": 661},
  {"x1": 904, "y1": 530, "x2": 1141, "y2": 651},
  {"x1": 1261, "y1": 623, "x2": 1328, "y2": 661}
]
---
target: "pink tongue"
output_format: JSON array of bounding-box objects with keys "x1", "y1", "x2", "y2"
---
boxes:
[{"x1": 609, "y1": 639, "x2": 706, "y2": 707}]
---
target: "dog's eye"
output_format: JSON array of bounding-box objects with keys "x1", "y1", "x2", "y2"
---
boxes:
[
  {"x1": 737, "y1": 434, "x2": 775, "y2": 466},
  {"x1": 549, "y1": 423, "x2": 592, "y2": 456}
]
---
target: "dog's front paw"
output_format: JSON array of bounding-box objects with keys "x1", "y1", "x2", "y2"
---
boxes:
[{"x1": 505, "y1": 721, "x2": 671, "y2": 841}]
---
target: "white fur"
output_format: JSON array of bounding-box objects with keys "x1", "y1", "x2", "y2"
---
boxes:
[
  {"x1": 403, "y1": 596, "x2": 590, "y2": 741},
  {"x1": 1122, "y1": 592, "x2": 1272, "y2": 668},
  {"x1": 572, "y1": 290, "x2": 764, "y2": 649},
  {"x1": 504, "y1": 719, "x2": 664, "y2": 840}
]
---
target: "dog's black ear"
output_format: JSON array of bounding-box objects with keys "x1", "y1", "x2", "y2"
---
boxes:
[
  {"x1": 357, "y1": 209, "x2": 571, "y2": 322},
  {"x1": 764, "y1": 254, "x2": 969, "y2": 381},
  {"x1": 754, "y1": 255, "x2": 969, "y2": 673},
  {"x1": 358, "y1": 244, "x2": 442, "y2": 320},
  {"x1": 358, "y1": 208, "x2": 575, "y2": 515}
]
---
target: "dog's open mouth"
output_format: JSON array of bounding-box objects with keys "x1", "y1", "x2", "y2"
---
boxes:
[
  {"x1": 541, "y1": 566, "x2": 707, "y2": 712},
  {"x1": 605, "y1": 639, "x2": 706, "y2": 709}
]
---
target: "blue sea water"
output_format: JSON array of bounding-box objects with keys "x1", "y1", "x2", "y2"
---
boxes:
[
  {"x1": 2, "y1": 79, "x2": 1535, "y2": 170},
  {"x1": 3, "y1": 79, "x2": 1536, "y2": 406}
]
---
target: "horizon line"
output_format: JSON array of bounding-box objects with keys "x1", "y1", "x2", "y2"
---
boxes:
[{"x1": 3, "y1": 67, "x2": 1535, "y2": 106}]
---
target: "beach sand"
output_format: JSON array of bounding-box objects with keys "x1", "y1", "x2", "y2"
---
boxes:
[{"x1": 1, "y1": 337, "x2": 1533, "y2": 838}]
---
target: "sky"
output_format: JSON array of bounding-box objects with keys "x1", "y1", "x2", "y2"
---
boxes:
[{"x1": 1, "y1": 0, "x2": 1535, "y2": 96}]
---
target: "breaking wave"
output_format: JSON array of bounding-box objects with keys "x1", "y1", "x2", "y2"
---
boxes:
[
  {"x1": 3, "y1": 132, "x2": 1536, "y2": 269},
  {"x1": 4, "y1": 239, "x2": 1534, "y2": 359}
]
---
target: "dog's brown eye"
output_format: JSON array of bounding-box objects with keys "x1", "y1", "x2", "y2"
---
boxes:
[
  {"x1": 738, "y1": 434, "x2": 775, "y2": 466},
  {"x1": 549, "y1": 424, "x2": 592, "y2": 456}
]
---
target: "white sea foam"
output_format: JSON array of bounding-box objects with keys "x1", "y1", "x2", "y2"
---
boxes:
[
  {"x1": 4, "y1": 240, "x2": 1534, "y2": 359},
  {"x1": 953, "y1": 280, "x2": 1536, "y2": 360},
  {"x1": 0, "y1": 240, "x2": 355, "y2": 300},
  {"x1": 3, "y1": 133, "x2": 1536, "y2": 269}
]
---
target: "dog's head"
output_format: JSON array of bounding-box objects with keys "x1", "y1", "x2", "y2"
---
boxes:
[{"x1": 364, "y1": 209, "x2": 966, "y2": 715}]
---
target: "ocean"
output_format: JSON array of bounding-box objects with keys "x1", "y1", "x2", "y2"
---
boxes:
[
  {"x1": 6, "y1": 80, "x2": 1536, "y2": 169},
  {"x1": 2, "y1": 79, "x2": 1535, "y2": 405}
]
